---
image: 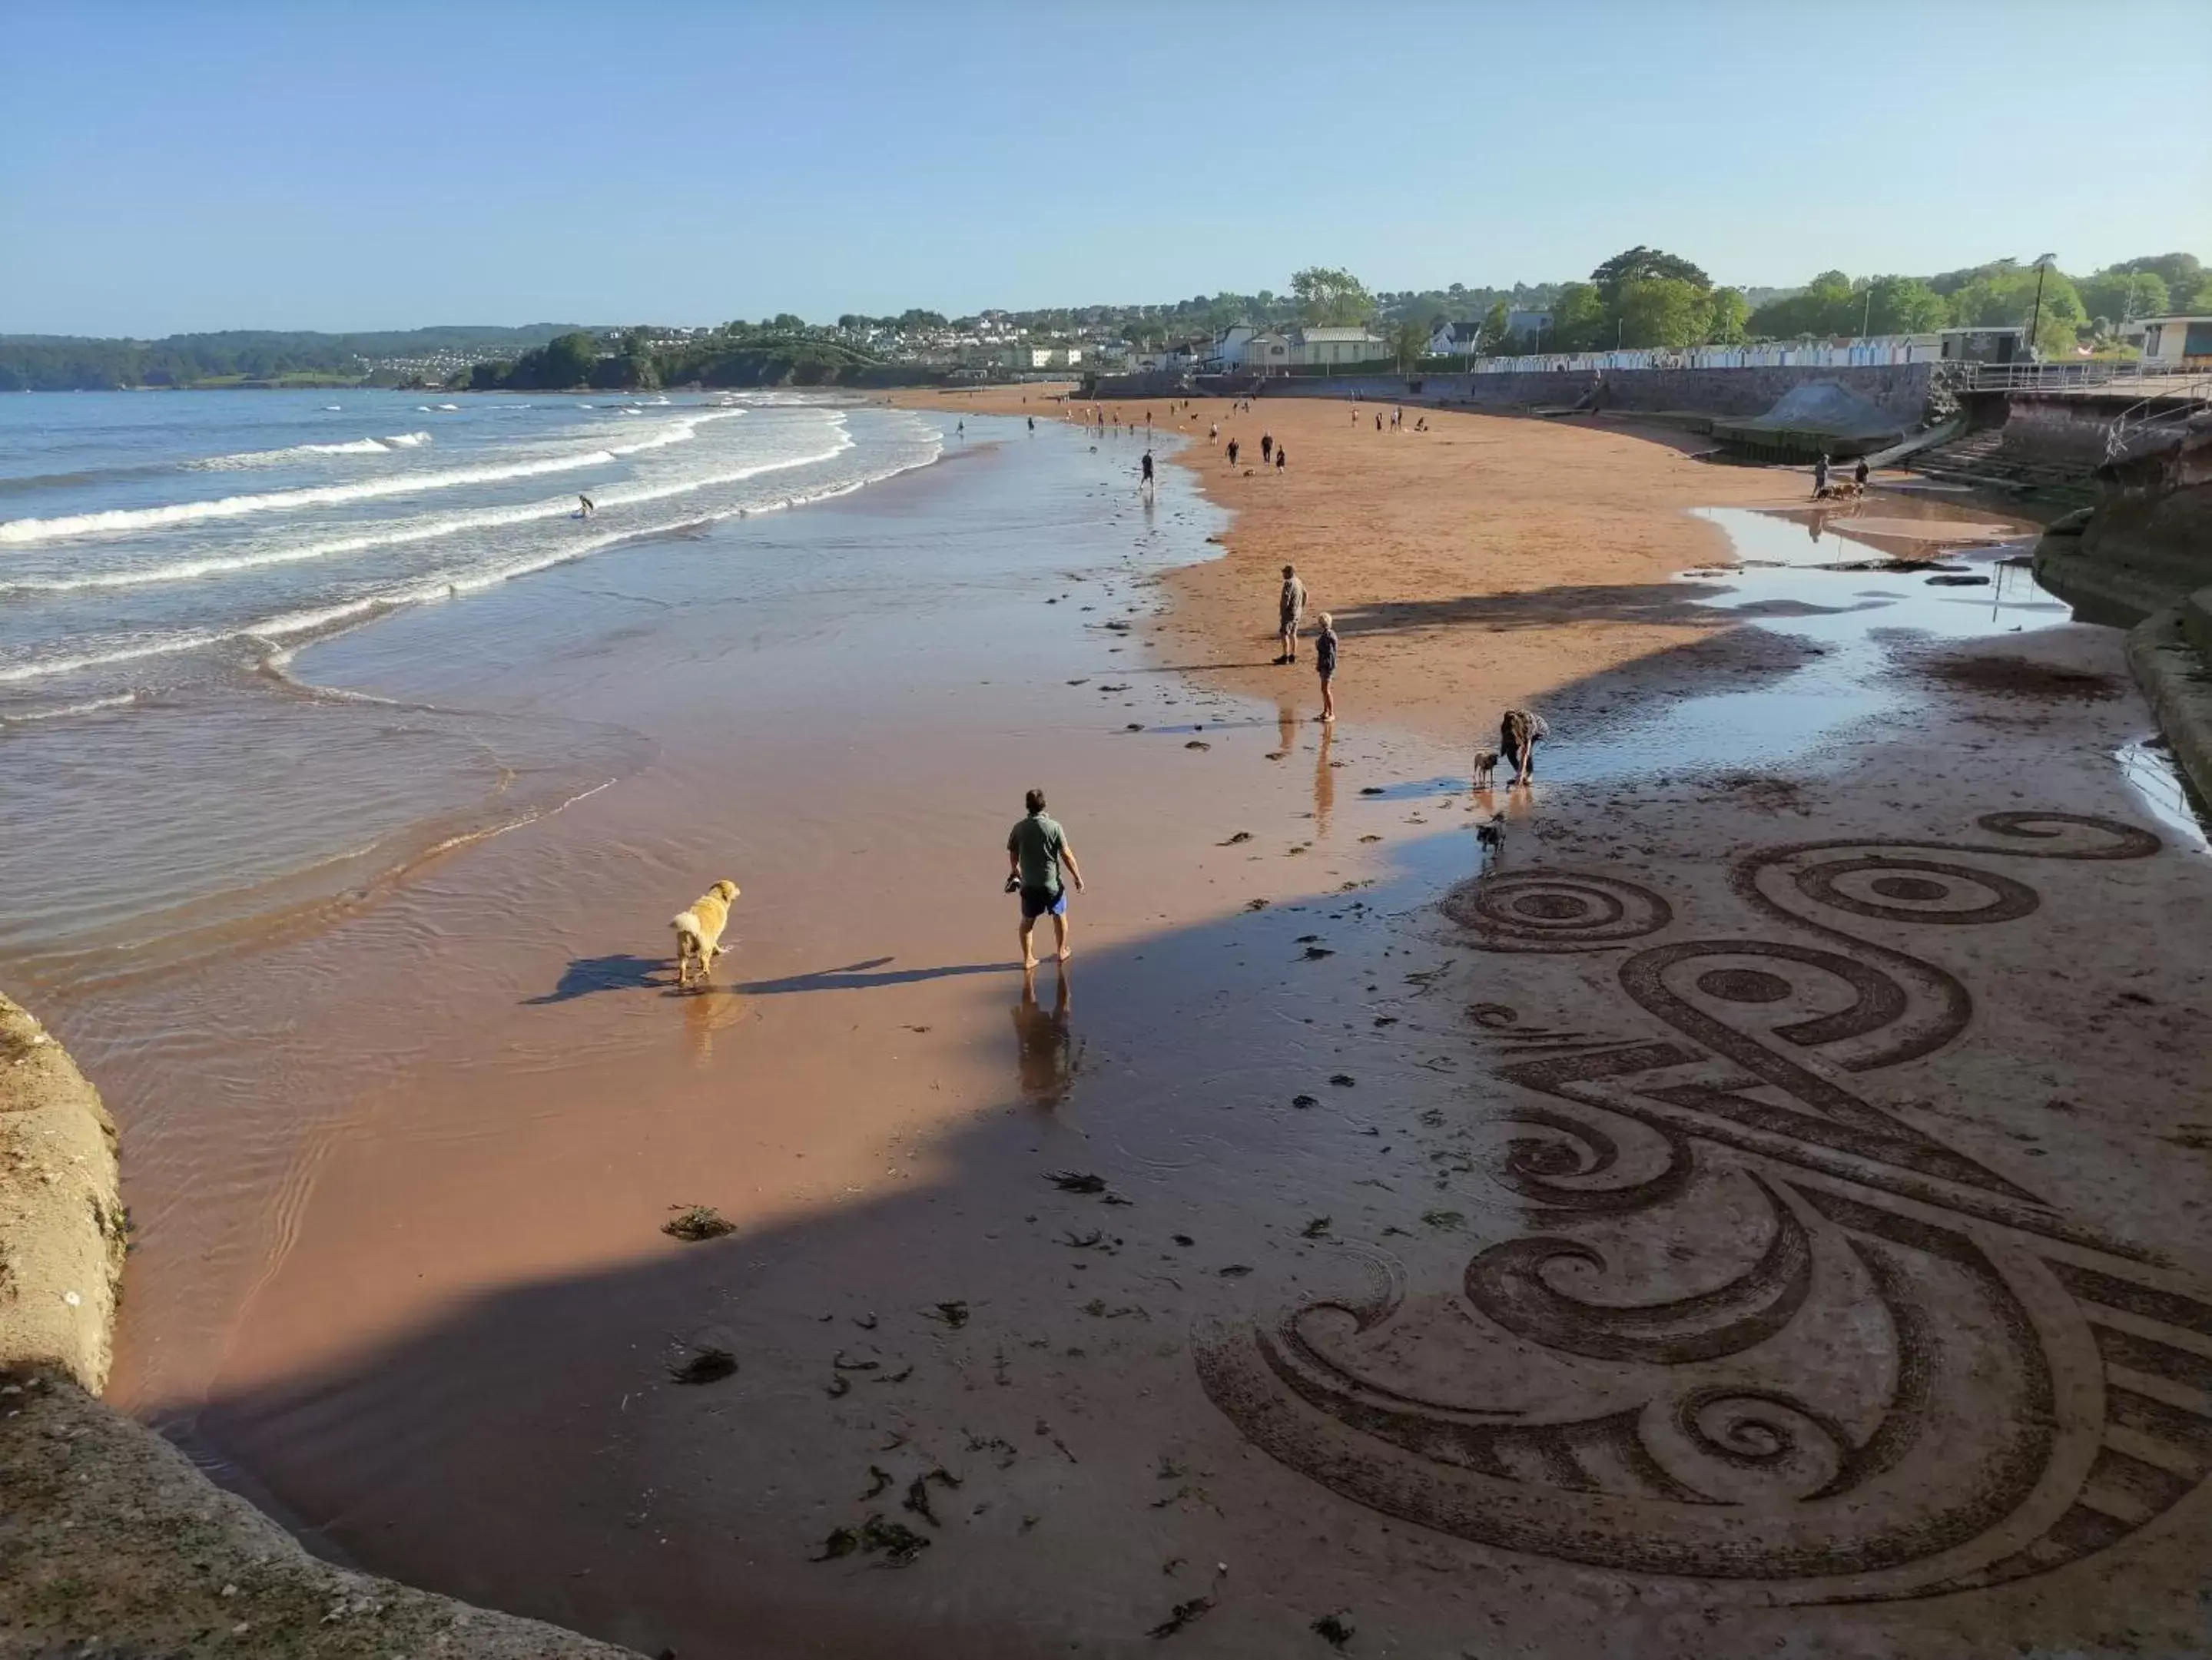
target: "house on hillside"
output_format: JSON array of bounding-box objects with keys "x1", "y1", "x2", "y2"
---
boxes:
[
  {"x1": 1289, "y1": 326, "x2": 1388, "y2": 367},
  {"x1": 1242, "y1": 330, "x2": 1292, "y2": 374},
  {"x1": 1212, "y1": 324, "x2": 1261, "y2": 369},
  {"x1": 1506, "y1": 308, "x2": 1550, "y2": 342},
  {"x1": 2140, "y1": 314, "x2": 2212, "y2": 367},
  {"x1": 1427, "y1": 320, "x2": 1484, "y2": 358}
]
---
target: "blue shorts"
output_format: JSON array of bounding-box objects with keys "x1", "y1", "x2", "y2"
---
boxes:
[{"x1": 1020, "y1": 885, "x2": 1068, "y2": 919}]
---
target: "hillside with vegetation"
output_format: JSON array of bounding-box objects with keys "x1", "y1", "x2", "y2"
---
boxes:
[
  {"x1": 0, "y1": 324, "x2": 586, "y2": 393},
  {"x1": 8, "y1": 250, "x2": 2203, "y2": 392}
]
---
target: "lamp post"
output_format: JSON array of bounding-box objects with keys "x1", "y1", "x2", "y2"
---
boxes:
[{"x1": 2027, "y1": 251, "x2": 2056, "y2": 362}]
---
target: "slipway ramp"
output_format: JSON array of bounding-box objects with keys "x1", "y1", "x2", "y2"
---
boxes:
[{"x1": 1712, "y1": 379, "x2": 1907, "y2": 460}]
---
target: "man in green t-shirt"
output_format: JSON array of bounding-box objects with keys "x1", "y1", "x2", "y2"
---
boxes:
[{"x1": 1007, "y1": 787, "x2": 1087, "y2": 969}]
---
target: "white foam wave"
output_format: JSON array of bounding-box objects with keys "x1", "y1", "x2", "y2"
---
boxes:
[
  {"x1": 0, "y1": 413, "x2": 744, "y2": 545},
  {"x1": 0, "y1": 691, "x2": 142, "y2": 723},
  {"x1": 5, "y1": 425, "x2": 841, "y2": 595},
  {"x1": 0, "y1": 632, "x2": 223, "y2": 685},
  {"x1": 0, "y1": 416, "x2": 928, "y2": 688},
  {"x1": 194, "y1": 430, "x2": 436, "y2": 469}
]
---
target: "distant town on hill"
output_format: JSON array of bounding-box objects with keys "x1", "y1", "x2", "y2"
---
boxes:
[{"x1": 5, "y1": 250, "x2": 2203, "y2": 393}]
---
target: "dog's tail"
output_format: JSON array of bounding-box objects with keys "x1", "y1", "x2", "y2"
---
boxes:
[{"x1": 672, "y1": 910, "x2": 702, "y2": 946}]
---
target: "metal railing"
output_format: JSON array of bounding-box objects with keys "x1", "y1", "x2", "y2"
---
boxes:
[
  {"x1": 1962, "y1": 361, "x2": 2211, "y2": 393},
  {"x1": 2104, "y1": 376, "x2": 2212, "y2": 462}
]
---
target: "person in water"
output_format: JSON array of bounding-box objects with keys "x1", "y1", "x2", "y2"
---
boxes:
[
  {"x1": 578, "y1": 494, "x2": 595, "y2": 518},
  {"x1": 1315, "y1": 611, "x2": 1338, "y2": 724},
  {"x1": 1007, "y1": 787, "x2": 1086, "y2": 969},
  {"x1": 1140, "y1": 449, "x2": 1155, "y2": 493}
]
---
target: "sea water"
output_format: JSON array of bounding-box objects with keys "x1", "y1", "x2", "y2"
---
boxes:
[{"x1": 0, "y1": 389, "x2": 942, "y2": 986}]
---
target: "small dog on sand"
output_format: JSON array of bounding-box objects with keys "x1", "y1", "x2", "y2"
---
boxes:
[
  {"x1": 672, "y1": 880, "x2": 741, "y2": 989},
  {"x1": 1476, "y1": 812, "x2": 1507, "y2": 869},
  {"x1": 1471, "y1": 748, "x2": 1498, "y2": 787}
]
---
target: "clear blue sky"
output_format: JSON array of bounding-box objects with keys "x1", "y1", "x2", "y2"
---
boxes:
[{"x1": 5, "y1": 0, "x2": 2207, "y2": 336}]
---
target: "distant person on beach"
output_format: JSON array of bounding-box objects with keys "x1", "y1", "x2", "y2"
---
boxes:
[
  {"x1": 1261, "y1": 432, "x2": 1273, "y2": 463},
  {"x1": 1028, "y1": 415, "x2": 1035, "y2": 431},
  {"x1": 1275, "y1": 444, "x2": 1287, "y2": 473},
  {"x1": 1375, "y1": 413, "x2": 1382, "y2": 430},
  {"x1": 1315, "y1": 611, "x2": 1338, "y2": 723},
  {"x1": 1277, "y1": 564, "x2": 1306, "y2": 664},
  {"x1": 1501, "y1": 707, "x2": 1548, "y2": 784},
  {"x1": 1855, "y1": 457, "x2": 1869, "y2": 487},
  {"x1": 1225, "y1": 438, "x2": 1239, "y2": 466},
  {"x1": 957, "y1": 419, "x2": 966, "y2": 438},
  {"x1": 1140, "y1": 449, "x2": 1155, "y2": 494},
  {"x1": 1008, "y1": 787, "x2": 1085, "y2": 969},
  {"x1": 1209, "y1": 422, "x2": 1219, "y2": 443},
  {"x1": 1812, "y1": 452, "x2": 1830, "y2": 498}
]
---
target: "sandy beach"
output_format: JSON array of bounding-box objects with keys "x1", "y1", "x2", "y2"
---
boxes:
[
  {"x1": 893, "y1": 386, "x2": 1804, "y2": 740},
  {"x1": 21, "y1": 395, "x2": 2212, "y2": 1657}
]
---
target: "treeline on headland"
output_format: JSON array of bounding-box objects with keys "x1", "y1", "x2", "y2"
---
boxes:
[
  {"x1": 469, "y1": 330, "x2": 942, "y2": 393},
  {"x1": 0, "y1": 324, "x2": 584, "y2": 392}
]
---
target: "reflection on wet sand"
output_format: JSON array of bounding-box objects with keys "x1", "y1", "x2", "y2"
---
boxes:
[
  {"x1": 1312, "y1": 722, "x2": 1335, "y2": 836},
  {"x1": 1010, "y1": 966, "x2": 1079, "y2": 1105},
  {"x1": 682, "y1": 986, "x2": 748, "y2": 1064}
]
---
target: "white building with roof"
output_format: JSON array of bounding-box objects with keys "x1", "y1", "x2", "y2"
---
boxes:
[
  {"x1": 1289, "y1": 326, "x2": 1388, "y2": 368},
  {"x1": 2139, "y1": 315, "x2": 2212, "y2": 366}
]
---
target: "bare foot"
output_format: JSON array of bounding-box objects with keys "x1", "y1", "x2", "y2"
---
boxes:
[
  {"x1": 1022, "y1": 956, "x2": 1039, "y2": 971},
  {"x1": 1056, "y1": 949, "x2": 1072, "y2": 963}
]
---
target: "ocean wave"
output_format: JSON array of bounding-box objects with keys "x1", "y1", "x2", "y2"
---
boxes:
[
  {"x1": 3, "y1": 427, "x2": 846, "y2": 595},
  {"x1": 0, "y1": 416, "x2": 925, "y2": 687},
  {"x1": 193, "y1": 431, "x2": 435, "y2": 469},
  {"x1": 0, "y1": 691, "x2": 142, "y2": 724},
  {"x1": 0, "y1": 631, "x2": 224, "y2": 685},
  {"x1": 0, "y1": 413, "x2": 745, "y2": 545}
]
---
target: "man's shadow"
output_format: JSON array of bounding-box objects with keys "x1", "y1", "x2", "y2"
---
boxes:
[{"x1": 523, "y1": 953, "x2": 669, "y2": 1004}]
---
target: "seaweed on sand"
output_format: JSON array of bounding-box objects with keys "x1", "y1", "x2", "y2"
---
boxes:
[{"x1": 662, "y1": 1204, "x2": 735, "y2": 1242}]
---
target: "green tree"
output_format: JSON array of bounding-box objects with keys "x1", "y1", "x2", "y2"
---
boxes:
[
  {"x1": 1290, "y1": 266, "x2": 1376, "y2": 326},
  {"x1": 1949, "y1": 265, "x2": 2087, "y2": 356},
  {"x1": 1859, "y1": 275, "x2": 1949, "y2": 335},
  {"x1": 1705, "y1": 287, "x2": 1750, "y2": 344},
  {"x1": 1749, "y1": 270, "x2": 1856, "y2": 338},
  {"x1": 1590, "y1": 246, "x2": 1710, "y2": 304},
  {"x1": 1391, "y1": 318, "x2": 1428, "y2": 369},
  {"x1": 1547, "y1": 283, "x2": 1607, "y2": 351},
  {"x1": 1480, "y1": 298, "x2": 1511, "y2": 352},
  {"x1": 2079, "y1": 270, "x2": 2169, "y2": 329},
  {"x1": 539, "y1": 330, "x2": 599, "y2": 387},
  {"x1": 2102, "y1": 253, "x2": 2203, "y2": 295},
  {"x1": 1617, "y1": 277, "x2": 1710, "y2": 348}
]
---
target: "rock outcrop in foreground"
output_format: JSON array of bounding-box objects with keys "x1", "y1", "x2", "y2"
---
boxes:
[{"x1": 0, "y1": 991, "x2": 635, "y2": 1659}]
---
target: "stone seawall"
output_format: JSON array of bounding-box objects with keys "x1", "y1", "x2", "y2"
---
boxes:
[
  {"x1": 2035, "y1": 423, "x2": 2212, "y2": 807},
  {"x1": 1250, "y1": 363, "x2": 1939, "y2": 426},
  {"x1": 0, "y1": 987, "x2": 639, "y2": 1659}
]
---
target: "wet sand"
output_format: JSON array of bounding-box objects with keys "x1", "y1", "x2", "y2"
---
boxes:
[{"x1": 36, "y1": 406, "x2": 2212, "y2": 1656}]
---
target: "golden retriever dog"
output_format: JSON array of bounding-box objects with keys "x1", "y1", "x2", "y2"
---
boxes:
[
  {"x1": 672, "y1": 880, "x2": 740, "y2": 989},
  {"x1": 1471, "y1": 747, "x2": 1498, "y2": 787}
]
